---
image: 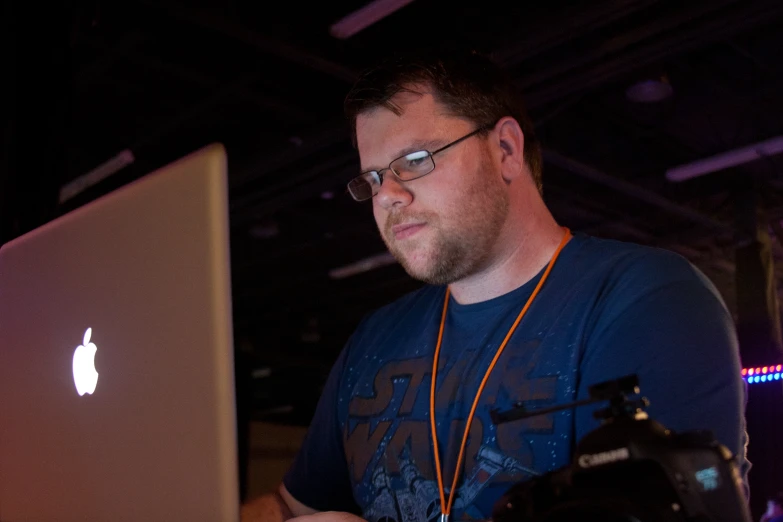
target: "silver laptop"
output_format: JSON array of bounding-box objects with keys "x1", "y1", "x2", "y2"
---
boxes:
[{"x1": 0, "y1": 143, "x2": 239, "y2": 522}]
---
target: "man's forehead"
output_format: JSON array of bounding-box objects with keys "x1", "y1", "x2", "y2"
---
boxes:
[
  {"x1": 356, "y1": 94, "x2": 459, "y2": 148},
  {"x1": 357, "y1": 91, "x2": 442, "y2": 127}
]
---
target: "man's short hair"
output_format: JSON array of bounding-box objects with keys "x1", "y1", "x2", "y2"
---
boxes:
[{"x1": 343, "y1": 48, "x2": 543, "y2": 193}]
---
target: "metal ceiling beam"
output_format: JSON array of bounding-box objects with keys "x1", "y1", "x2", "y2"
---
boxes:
[
  {"x1": 232, "y1": 270, "x2": 421, "y2": 321},
  {"x1": 61, "y1": 68, "x2": 265, "y2": 199},
  {"x1": 549, "y1": 192, "x2": 735, "y2": 275},
  {"x1": 727, "y1": 39, "x2": 782, "y2": 78},
  {"x1": 521, "y1": 0, "x2": 783, "y2": 107},
  {"x1": 229, "y1": 122, "x2": 351, "y2": 191},
  {"x1": 545, "y1": 184, "x2": 645, "y2": 232},
  {"x1": 129, "y1": 71, "x2": 261, "y2": 153},
  {"x1": 141, "y1": 1, "x2": 358, "y2": 83},
  {"x1": 74, "y1": 32, "x2": 149, "y2": 86},
  {"x1": 122, "y1": 50, "x2": 314, "y2": 123},
  {"x1": 229, "y1": 153, "x2": 358, "y2": 228},
  {"x1": 494, "y1": 0, "x2": 662, "y2": 67},
  {"x1": 230, "y1": 221, "x2": 376, "y2": 275},
  {"x1": 515, "y1": 0, "x2": 740, "y2": 92},
  {"x1": 542, "y1": 149, "x2": 734, "y2": 235},
  {"x1": 71, "y1": 69, "x2": 267, "y2": 189}
]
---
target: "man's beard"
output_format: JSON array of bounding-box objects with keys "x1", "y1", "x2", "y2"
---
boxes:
[{"x1": 381, "y1": 168, "x2": 510, "y2": 286}]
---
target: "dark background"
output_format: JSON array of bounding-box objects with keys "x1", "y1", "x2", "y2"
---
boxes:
[{"x1": 3, "y1": 0, "x2": 783, "y2": 517}]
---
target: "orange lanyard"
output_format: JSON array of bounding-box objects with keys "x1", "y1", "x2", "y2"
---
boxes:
[{"x1": 429, "y1": 227, "x2": 572, "y2": 522}]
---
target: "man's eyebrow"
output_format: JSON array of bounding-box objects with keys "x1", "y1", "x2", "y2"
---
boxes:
[{"x1": 361, "y1": 138, "x2": 446, "y2": 173}]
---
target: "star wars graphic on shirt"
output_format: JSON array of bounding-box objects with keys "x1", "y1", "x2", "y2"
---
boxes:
[{"x1": 344, "y1": 348, "x2": 561, "y2": 521}]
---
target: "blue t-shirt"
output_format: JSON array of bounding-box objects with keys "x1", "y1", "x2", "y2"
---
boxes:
[{"x1": 284, "y1": 232, "x2": 749, "y2": 521}]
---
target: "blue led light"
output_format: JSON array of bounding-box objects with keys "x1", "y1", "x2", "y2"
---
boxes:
[
  {"x1": 746, "y1": 373, "x2": 783, "y2": 383},
  {"x1": 744, "y1": 372, "x2": 783, "y2": 384}
]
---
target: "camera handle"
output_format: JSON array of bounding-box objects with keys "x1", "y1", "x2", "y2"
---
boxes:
[{"x1": 490, "y1": 374, "x2": 648, "y2": 425}]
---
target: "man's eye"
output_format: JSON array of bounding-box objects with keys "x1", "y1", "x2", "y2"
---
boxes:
[{"x1": 403, "y1": 151, "x2": 429, "y2": 169}]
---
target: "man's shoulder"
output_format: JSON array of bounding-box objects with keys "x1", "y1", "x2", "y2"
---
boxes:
[
  {"x1": 561, "y1": 232, "x2": 731, "y2": 317},
  {"x1": 572, "y1": 232, "x2": 716, "y2": 291}
]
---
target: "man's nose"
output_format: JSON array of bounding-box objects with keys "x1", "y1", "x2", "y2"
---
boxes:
[{"x1": 375, "y1": 173, "x2": 413, "y2": 210}]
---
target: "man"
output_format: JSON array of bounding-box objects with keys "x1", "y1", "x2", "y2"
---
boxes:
[
  {"x1": 761, "y1": 492, "x2": 783, "y2": 522},
  {"x1": 242, "y1": 49, "x2": 749, "y2": 522}
]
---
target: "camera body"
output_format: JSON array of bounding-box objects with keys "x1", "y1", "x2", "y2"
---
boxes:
[{"x1": 490, "y1": 376, "x2": 751, "y2": 522}]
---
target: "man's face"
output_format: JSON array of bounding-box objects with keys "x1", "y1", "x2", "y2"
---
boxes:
[{"x1": 355, "y1": 90, "x2": 510, "y2": 285}]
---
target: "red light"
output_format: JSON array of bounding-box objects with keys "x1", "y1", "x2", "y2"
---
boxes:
[
  {"x1": 778, "y1": 365, "x2": 782, "y2": 372},
  {"x1": 749, "y1": 368, "x2": 755, "y2": 375},
  {"x1": 756, "y1": 368, "x2": 762, "y2": 375},
  {"x1": 763, "y1": 367, "x2": 768, "y2": 374},
  {"x1": 742, "y1": 369, "x2": 747, "y2": 376}
]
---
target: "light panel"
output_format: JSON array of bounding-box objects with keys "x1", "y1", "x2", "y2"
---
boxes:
[{"x1": 742, "y1": 365, "x2": 783, "y2": 385}]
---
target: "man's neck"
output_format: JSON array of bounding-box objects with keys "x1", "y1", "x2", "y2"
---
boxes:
[{"x1": 447, "y1": 213, "x2": 567, "y2": 305}]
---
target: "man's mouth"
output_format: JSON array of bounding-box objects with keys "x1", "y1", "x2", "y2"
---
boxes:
[{"x1": 391, "y1": 222, "x2": 426, "y2": 240}]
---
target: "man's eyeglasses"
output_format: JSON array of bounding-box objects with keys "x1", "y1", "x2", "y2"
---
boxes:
[{"x1": 347, "y1": 127, "x2": 489, "y2": 202}]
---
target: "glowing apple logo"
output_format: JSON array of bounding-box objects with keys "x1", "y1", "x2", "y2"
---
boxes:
[{"x1": 72, "y1": 327, "x2": 99, "y2": 396}]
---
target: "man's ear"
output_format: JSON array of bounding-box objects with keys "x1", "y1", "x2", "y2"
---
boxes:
[{"x1": 494, "y1": 116, "x2": 526, "y2": 183}]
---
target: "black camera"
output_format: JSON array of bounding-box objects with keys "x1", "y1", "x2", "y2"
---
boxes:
[{"x1": 489, "y1": 375, "x2": 751, "y2": 522}]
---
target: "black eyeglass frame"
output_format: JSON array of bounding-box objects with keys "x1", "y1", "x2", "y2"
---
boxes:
[{"x1": 347, "y1": 126, "x2": 490, "y2": 202}]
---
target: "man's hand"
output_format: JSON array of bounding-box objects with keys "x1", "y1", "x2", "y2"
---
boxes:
[{"x1": 290, "y1": 512, "x2": 367, "y2": 522}]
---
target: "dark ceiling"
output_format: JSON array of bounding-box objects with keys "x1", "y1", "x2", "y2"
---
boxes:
[{"x1": 5, "y1": 0, "x2": 783, "y2": 425}]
